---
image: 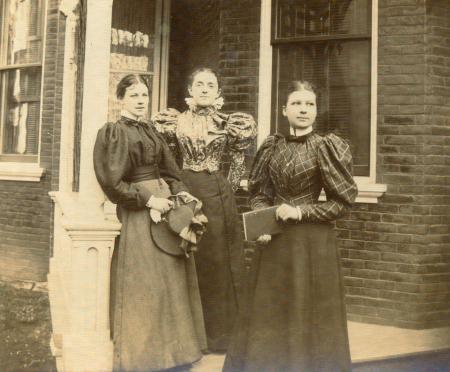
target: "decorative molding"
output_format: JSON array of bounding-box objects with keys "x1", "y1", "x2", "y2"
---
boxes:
[
  {"x1": 49, "y1": 191, "x2": 120, "y2": 371},
  {"x1": 0, "y1": 162, "x2": 45, "y2": 182}
]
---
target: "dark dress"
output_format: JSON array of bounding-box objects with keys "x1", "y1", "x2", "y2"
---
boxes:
[
  {"x1": 153, "y1": 104, "x2": 256, "y2": 351},
  {"x1": 94, "y1": 116, "x2": 206, "y2": 371},
  {"x1": 223, "y1": 132, "x2": 358, "y2": 372}
]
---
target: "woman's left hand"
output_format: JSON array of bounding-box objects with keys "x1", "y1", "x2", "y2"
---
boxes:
[{"x1": 276, "y1": 204, "x2": 300, "y2": 222}]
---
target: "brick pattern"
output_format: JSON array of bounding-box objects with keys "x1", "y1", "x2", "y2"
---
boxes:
[
  {"x1": 219, "y1": 0, "x2": 260, "y2": 118},
  {"x1": 0, "y1": 0, "x2": 65, "y2": 281},
  {"x1": 337, "y1": 0, "x2": 450, "y2": 329}
]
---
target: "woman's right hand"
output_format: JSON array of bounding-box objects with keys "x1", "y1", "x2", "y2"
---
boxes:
[
  {"x1": 147, "y1": 197, "x2": 174, "y2": 213},
  {"x1": 256, "y1": 234, "x2": 272, "y2": 245}
]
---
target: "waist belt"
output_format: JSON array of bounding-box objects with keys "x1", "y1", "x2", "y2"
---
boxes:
[{"x1": 125, "y1": 164, "x2": 160, "y2": 183}]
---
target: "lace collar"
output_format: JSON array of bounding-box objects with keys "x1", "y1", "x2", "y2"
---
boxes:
[{"x1": 184, "y1": 96, "x2": 224, "y2": 115}]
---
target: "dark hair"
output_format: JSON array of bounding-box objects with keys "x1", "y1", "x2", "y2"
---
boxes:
[
  {"x1": 116, "y1": 74, "x2": 149, "y2": 99},
  {"x1": 284, "y1": 80, "x2": 317, "y2": 105},
  {"x1": 187, "y1": 67, "x2": 221, "y2": 89}
]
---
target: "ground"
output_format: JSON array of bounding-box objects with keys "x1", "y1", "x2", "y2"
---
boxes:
[{"x1": 0, "y1": 281, "x2": 56, "y2": 371}]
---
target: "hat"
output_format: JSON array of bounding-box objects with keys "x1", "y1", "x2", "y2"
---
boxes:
[{"x1": 151, "y1": 198, "x2": 200, "y2": 257}]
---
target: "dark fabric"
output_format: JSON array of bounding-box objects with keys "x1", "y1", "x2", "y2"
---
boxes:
[
  {"x1": 224, "y1": 131, "x2": 357, "y2": 372},
  {"x1": 93, "y1": 117, "x2": 186, "y2": 210},
  {"x1": 182, "y1": 170, "x2": 243, "y2": 352},
  {"x1": 110, "y1": 180, "x2": 206, "y2": 371},
  {"x1": 248, "y1": 132, "x2": 358, "y2": 222},
  {"x1": 223, "y1": 224, "x2": 351, "y2": 372}
]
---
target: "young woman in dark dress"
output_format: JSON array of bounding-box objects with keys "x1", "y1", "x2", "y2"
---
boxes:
[
  {"x1": 94, "y1": 74, "x2": 206, "y2": 371},
  {"x1": 223, "y1": 81, "x2": 358, "y2": 372},
  {"x1": 152, "y1": 68, "x2": 257, "y2": 352}
]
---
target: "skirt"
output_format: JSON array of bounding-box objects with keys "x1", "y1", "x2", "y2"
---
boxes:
[
  {"x1": 223, "y1": 223, "x2": 351, "y2": 372},
  {"x1": 110, "y1": 179, "x2": 207, "y2": 371},
  {"x1": 181, "y1": 170, "x2": 243, "y2": 352}
]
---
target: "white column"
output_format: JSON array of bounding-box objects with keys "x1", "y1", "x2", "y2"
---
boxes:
[
  {"x1": 79, "y1": 0, "x2": 114, "y2": 200},
  {"x1": 58, "y1": 0, "x2": 79, "y2": 192},
  {"x1": 257, "y1": 0, "x2": 273, "y2": 147},
  {"x1": 49, "y1": 1, "x2": 119, "y2": 371}
]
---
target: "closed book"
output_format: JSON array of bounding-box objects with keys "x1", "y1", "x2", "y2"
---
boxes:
[{"x1": 242, "y1": 205, "x2": 284, "y2": 241}]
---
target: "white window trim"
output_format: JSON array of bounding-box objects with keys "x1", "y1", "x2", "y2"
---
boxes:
[
  {"x1": 0, "y1": 0, "x2": 48, "y2": 182},
  {"x1": 254, "y1": 0, "x2": 386, "y2": 203},
  {"x1": 0, "y1": 161, "x2": 44, "y2": 181}
]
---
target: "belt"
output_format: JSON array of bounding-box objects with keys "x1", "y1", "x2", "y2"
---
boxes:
[{"x1": 125, "y1": 164, "x2": 160, "y2": 183}]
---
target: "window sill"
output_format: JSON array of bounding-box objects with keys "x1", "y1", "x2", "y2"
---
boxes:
[
  {"x1": 0, "y1": 162, "x2": 45, "y2": 182},
  {"x1": 239, "y1": 179, "x2": 387, "y2": 204}
]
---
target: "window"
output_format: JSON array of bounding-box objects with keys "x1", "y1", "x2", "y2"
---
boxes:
[
  {"x1": 108, "y1": 0, "x2": 161, "y2": 122},
  {"x1": 272, "y1": 0, "x2": 371, "y2": 177},
  {"x1": 0, "y1": 0, "x2": 44, "y2": 163}
]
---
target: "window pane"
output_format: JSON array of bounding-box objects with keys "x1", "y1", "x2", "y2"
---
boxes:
[
  {"x1": 276, "y1": 0, "x2": 370, "y2": 39},
  {"x1": 108, "y1": 0, "x2": 156, "y2": 122},
  {"x1": 1, "y1": 67, "x2": 41, "y2": 155},
  {"x1": 275, "y1": 41, "x2": 370, "y2": 176},
  {"x1": 5, "y1": 0, "x2": 43, "y2": 65}
]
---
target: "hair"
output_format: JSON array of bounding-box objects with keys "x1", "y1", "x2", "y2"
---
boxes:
[
  {"x1": 187, "y1": 67, "x2": 221, "y2": 89},
  {"x1": 284, "y1": 80, "x2": 317, "y2": 105},
  {"x1": 116, "y1": 74, "x2": 149, "y2": 99}
]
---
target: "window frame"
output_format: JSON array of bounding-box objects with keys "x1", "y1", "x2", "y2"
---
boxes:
[
  {"x1": 256, "y1": 0, "x2": 386, "y2": 203},
  {"x1": 0, "y1": 0, "x2": 46, "y2": 181}
]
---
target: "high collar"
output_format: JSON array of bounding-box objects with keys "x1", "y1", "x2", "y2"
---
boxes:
[
  {"x1": 120, "y1": 110, "x2": 149, "y2": 126},
  {"x1": 185, "y1": 96, "x2": 224, "y2": 116},
  {"x1": 121, "y1": 109, "x2": 147, "y2": 122},
  {"x1": 285, "y1": 129, "x2": 314, "y2": 143}
]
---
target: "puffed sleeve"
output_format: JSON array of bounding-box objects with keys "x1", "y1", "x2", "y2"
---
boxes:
[
  {"x1": 248, "y1": 135, "x2": 281, "y2": 210},
  {"x1": 299, "y1": 133, "x2": 358, "y2": 222},
  {"x1": 93, "y1": 122, "x2": 152, "y2": 209},
  {"x1": 152, "y1": 108, "x2": 182, "y2": 166},
  {"x1": 226, "y1": 112, "x2": 257, "y2": 192}
]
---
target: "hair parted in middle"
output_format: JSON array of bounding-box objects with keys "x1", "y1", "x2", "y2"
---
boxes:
[
  {"x1": 187, "y1": 67, "x2": 222, "y2": 89},
  {"x1": 283, "y1": 80, "x2": 317, "y2": 105},
  {"x1": 116, "y1": 74, "x2": 149, "y2": 100}
]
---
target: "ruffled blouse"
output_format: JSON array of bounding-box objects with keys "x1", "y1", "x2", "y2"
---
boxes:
[
  {"x1": 93, "y1": 116, "x2": 187, "y2": 209},
  {"x1": 152, "y1": 105, "x2": 256, "y2": 191},
  {"x1": 249, "y1": 132, "x2": 358, "y2": 222}
]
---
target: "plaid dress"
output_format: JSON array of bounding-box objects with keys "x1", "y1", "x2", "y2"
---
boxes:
[{"x1": 224, "y1": 132, "x2": 358, "y2": 372}]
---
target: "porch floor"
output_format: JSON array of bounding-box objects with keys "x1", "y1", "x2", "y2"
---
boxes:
[{"x1": 191, "y1": 321, "x2": 450, "y2": 371}]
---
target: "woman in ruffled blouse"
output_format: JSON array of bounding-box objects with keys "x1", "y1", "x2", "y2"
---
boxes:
[
  {"x1": 223, "y1": 81, "x2": 358, "y2": 372},
  {"x1": 153, "y1": 67, "x2": 256, "y2": 352},
  {"x1": 94, "y1": 75, "x2": 206, "y2": 371}
]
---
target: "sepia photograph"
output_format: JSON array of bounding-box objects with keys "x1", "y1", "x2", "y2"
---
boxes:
[{"x1": 0, "y1": 0, "x2": 449, "y2": 371}]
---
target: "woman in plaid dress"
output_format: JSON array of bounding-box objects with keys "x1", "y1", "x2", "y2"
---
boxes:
[{"x1": 223, "y1": 81, "x2": 358, "y2": 372}]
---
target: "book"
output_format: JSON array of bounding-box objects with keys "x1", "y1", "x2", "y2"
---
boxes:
[{"x1": 242, "y1": 205, "x2": 284, "y2": 242}]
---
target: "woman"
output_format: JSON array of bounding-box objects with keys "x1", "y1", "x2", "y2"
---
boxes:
[
  {"x1": 223, "y1": 81, "x2": 358, "y2": 372},
  {"x1": 153, "y1": 68, "x2": 256, "y2": 352},
  {"x1": 93, "y1": 74, "x2": 206, "y2": 371}
]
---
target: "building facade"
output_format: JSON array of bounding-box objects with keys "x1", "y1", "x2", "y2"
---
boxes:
[{"x1": 0, "y1": 0, "x2": 449, "y2": 370}]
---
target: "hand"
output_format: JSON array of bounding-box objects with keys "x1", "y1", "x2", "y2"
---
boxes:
[
  {"x1": 276, "y1": 204, "x2": 300, "y2": 222},
  {"x1": 147, "y1": 197, "x2": 174, "y2": 213},
  {"x1": 256, "y1": 234, "x2": 272, "y2": 245}
]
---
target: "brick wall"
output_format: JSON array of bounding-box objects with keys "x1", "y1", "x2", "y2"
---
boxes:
[
  {"x1": 0, "y1": 0, "x2": 65, "y2": 281},
  {"x1": 337, "y1": 0, "x2": 450, "y2": 329}
]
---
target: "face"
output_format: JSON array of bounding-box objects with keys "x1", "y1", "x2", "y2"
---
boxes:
[
  {"x1": 188, "y1": 71, "x2": 221, "y2": 107},
  {"x1": 282, "y1": 90, "x2": 317, "y2": 130},
  {"x1": 121, "y1": 82, "x2": 149, "y2": 117}
]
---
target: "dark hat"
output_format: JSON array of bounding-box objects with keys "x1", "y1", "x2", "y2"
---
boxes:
[{"x1": 150, "y1": 200, "x2": 197, "y2": 257}]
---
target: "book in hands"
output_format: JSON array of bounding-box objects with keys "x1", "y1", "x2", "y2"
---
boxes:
[{"x1": 242, "y1": 205, "x2": 284, "y2": 242}]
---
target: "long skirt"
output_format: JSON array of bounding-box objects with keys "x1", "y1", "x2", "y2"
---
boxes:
[
  {"x1": 223, "y1": 223, "x2": 352, "y2": 372},
  {"x1": 181, "y1": 170, "x2": 243, "y2": 352},
  {"x1": 110, "y1": 179, "x2": 207, "y2": 371}
]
